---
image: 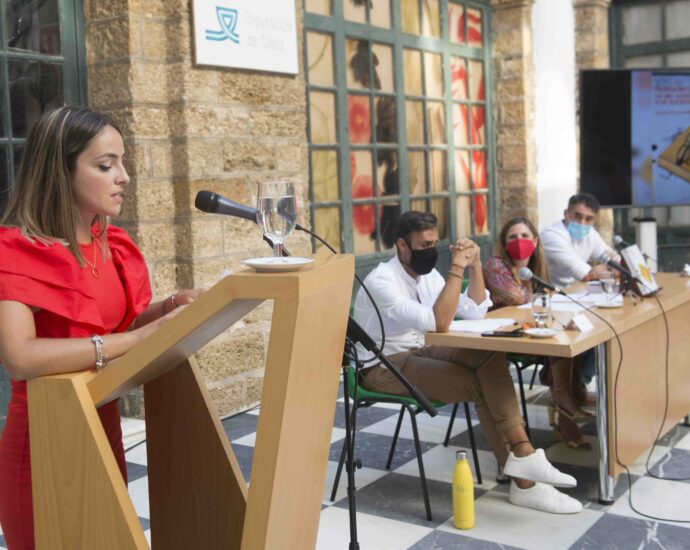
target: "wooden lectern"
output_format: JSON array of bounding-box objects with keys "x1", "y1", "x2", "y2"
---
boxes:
[{"x1": 27, "y1": 255, "x2": 354, "y2": 549}]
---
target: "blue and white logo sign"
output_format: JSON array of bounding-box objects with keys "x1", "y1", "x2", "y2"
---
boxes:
[
  {"x1": 205, "y1": 7, "x2": 240, "y2": 43},
  {"x1": 193, "y1": 0, "x2": 298, "y2": 75}
]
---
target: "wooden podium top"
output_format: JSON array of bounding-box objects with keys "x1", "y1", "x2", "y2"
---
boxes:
[
  {"x1": 426, "y1": 273, "x2": 690, "y2": 358},
  {"x1": 87, "y1": 254, "x2": 354, "y2": 406}
]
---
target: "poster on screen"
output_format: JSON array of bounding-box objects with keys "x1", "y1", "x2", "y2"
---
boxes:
[{"x1": 192, "y1": 0, "x2": 298, "y2": 74}]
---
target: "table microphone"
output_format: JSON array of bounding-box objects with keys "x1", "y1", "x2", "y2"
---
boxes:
[
  {"x1": 195, "y1": 190, "x2": 257, "y2": 222},
  {"x1": 518, "y1": 267, "x2": 565, "y2": 295},
  {"x1": 613, "y1": 235, "x2": 633, "y2": 249},
  {"x1": 598, "y1": 253, "x2": 635, "y2": 281}
]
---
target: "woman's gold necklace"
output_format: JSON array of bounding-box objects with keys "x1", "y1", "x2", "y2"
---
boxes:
[{"x1": 83, "y1": 236, "x2": 101, "y2": 278}]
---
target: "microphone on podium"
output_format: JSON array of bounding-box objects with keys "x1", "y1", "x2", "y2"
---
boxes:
[
  {"x1": 194, "y1": 190, "x2": 257, "y2": 222},
  {"x1": 598, "y1": 253, "x2": 635, "y2": 281},
  {"x1": 613, "y1": 235, "x2": 633, "y2": 249},
  {"x1": 517, "y1": 267, "x2": 565, "y2": 295}
]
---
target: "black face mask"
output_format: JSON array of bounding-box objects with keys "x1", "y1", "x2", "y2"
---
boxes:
[{"x1": 406, "y1": 245, "x2": 438, "y2": 276}]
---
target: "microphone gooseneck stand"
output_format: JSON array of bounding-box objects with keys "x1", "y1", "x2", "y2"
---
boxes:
[{"x1": 264, "y1": 227, "x2": 437, "y2": 550}]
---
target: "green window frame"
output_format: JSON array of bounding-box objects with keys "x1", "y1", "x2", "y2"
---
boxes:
[
  {"x1": 0, "y1": 0, "x2": 86, "y2": 212},
  {"x1": 0, "y1": 0, "x2": 86, "y2": 427},
  {"x1": 303, "y1": 0, "x2": 495, "y2": 277}
]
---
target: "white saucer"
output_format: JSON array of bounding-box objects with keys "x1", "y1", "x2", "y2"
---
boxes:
[
  {"x1": 242, "y1": 256, "x2": 314, "y2": 272},
  {"x1": 524, "y1": 327, "x2": 559, "y2": 338},
  {"x1": 597, "y1": 301, "x2": 623, "y2": 309}
]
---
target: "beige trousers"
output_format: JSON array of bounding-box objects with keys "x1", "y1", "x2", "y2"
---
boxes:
[{"x1": 360, "y1": 346, "x2": 523, "y2": 466}]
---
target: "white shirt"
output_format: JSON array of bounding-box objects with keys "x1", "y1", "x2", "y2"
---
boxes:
[
  {"x1": 352, "y1": 254, "x2": 492, "y2": 363},
  {"x1": 540, "y1": 220, "x2": 615, "y2": 287}
]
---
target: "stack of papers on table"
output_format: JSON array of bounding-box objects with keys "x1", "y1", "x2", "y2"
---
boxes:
[{"x1": 449, "y1": 318, "x2": 517, "y2": 333}]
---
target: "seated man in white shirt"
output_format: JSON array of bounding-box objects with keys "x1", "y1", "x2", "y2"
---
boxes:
[
  {"x1": 353, "y1": 211, "x2": 582, "y2": 514},
  {"x1": 540, "y1": 193, "x2": 617, "y2": 288}
]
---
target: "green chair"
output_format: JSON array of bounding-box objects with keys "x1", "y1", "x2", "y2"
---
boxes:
[{"x1": 330, "y1": 365, "x2": 482, "y2": 521}]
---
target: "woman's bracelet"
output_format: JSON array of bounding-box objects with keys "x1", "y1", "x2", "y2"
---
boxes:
[
  {"x1": 91, "y1": 335, "x2": 109, "y2": 370},
  {"x1": 447, "y1": 270, "x2": 464, "y2": 280}
]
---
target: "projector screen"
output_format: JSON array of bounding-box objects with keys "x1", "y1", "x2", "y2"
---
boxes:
[{"x1": 581, "y1": 69, "x2": 690, "y2": 208}]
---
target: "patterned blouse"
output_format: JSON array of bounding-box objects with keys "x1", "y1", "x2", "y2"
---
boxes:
[{"x1": 483, "y1": 255, "x2": 532, "y2": 308}]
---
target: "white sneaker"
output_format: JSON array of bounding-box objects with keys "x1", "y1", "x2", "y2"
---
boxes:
[
  {"x1": 510, "y1": 481, "x2": 582, "y2": 514},
  {"x1": 503, "y1": 448, "x2": 576, "y2": 488}
]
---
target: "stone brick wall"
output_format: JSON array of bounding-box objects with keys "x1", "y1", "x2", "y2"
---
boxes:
[
  {"x1": 489, "y1": 0, "x2": 538, "y2": 226},
  {"x1": 573, "y1": 0, "x2": 614, "y2": 239},
  {"x1": 84, "y1": 0, "x2": 309, "y2": 417}
]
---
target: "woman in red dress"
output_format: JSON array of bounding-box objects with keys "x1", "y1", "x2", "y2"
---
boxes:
[{"x1": 0, "y1": 107, "x2": 201, "y2": 549}]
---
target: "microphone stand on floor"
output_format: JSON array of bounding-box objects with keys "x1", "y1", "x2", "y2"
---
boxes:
[{"x1": 261, "y1": 229, "x2": 436, "y2": 550}]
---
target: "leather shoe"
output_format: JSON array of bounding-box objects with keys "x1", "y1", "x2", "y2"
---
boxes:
[
  {"x1": 503, "y1": 448, "x2": 576, "y2": 488},
  {"x1": 509, "y1": 481, "x2": 582, "y2": 514}
]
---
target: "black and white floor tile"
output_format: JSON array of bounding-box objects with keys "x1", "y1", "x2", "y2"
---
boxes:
[{"x1": 2, "y1": 368, "x2": 690, "y2": 549}]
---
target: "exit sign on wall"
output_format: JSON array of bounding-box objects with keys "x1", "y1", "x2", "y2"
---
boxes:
[{"x1": 192, "y1": 0, "x2": 299, "y2": 75}]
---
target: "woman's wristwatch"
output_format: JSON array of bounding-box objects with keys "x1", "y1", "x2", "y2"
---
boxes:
[{"x1": 91, "y1": 334, "x2": 109, "y2": 370}]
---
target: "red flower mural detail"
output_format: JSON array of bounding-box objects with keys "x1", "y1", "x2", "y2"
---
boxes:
[
  {"x1": 352, "y1": 174, "x2": 378, "y2": 235},
  {"x1": 348, "y1": 95, "x2": 371, "y2": 144}
]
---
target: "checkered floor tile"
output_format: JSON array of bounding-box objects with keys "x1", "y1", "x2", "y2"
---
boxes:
[{"x1": 3, "y1": 369, "x2": 690, "y2": 549}]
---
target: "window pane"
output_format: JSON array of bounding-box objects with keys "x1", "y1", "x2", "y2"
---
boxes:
[
  {"x1": 456, "y1": 195, "x2": 471, "y2": 237},
  {"x1": 344, "y1": 0, "x2": 366, "y2": 23},
  {"x1": 348, "y1": 94, "x2": 372, "y2": 144},
  {"x1": 474, "y1": 194, "x2": 489, "y2": 234},
  {"x1": 402, "y1": 0, "x2": 420, "y2": 34},
  {"x1": 468, "y1": 60, "x2": 484, "y2": 101},
  {"x1": 471, "y1": 106, "x2": 485, "y2": 145},
  {"x1": 421, "y1": 0, "x2": 440, "y2": 38},
  {"x1": 352, "y1": 201, "x2": 377, "y2": 254},
  {"x1": 0, "y1": 68, "x2": 5, "y2": 137},
  {"x1": 0, "y1": 146, "x2": 8, "y2": 214},
  {"x1": 408, "y1": 150, "x2": 425, "y2": 195},
  {"x1": 375, "y1": 96, "x2": 397, "y2": 143},
  {"x1": 666, "y1": 2, "x2": 690, "y2": 39},
  {"x1": 309, "y1": 91, "x2": 337, "y2": 144},
  {"x1": 424, "y1": 52, "x2": 444, "y2": 97},
  {"x1": 451, "y1": 57, "x2": 467, "y2": 100},
  {"x1": 448, "y1": 3, "x2": 465, "y2": 44},
  {"x1": 404, "y1": 49, "x2": 423, "y2": 96},
  {"x1": 453, "y1": 104, "x2": 468, "y2": 146},
  {"x1": 305, "y1": 0, "x2": 331, "y2": 15},
  {"x1": 431, "y1": 197, "x2": 449, "y2": 239},
  {"x1": 351, "y1": 150, "x2": 373, "y2": 196},
  {"x1": 380, "y1": 202, "x2": 401, "y2": 249},
  {"x1": 624, "y1": 55, "x2": 663, "y2": 68},
  {"x1": 668, "y1": 51, "x2": 690, "y2": 67},
  {"x1": 307, "y1": 32, "x2": 334, "y2": 87},
  {"x1": 622, "y1": 5, "x2": 662, "y2": 45},
  {"x1": 5, "y1": 0, "x2": 61, "y2": 54},
  {"x1": 471, "y1": 151, "x2": 487, "y2": 190},
  {"x1": 410, "y1": 198, "x2": 428, "y2": 212},
  {"x1": 370, "y1": 0, "x2": 391, "y2": 29},
  {"x1": 427, "y1": 101, "x2": 446, "y2": 144},
  {"x1": 429, "y1": 150, "x2": 447, "y2": 192},
  {"x1": 9, "y1": 59, "x2": 64, "y2": 138},
  {"x1": 467, "y1": 7, "x2": 483, "y2": 47},
  {"x1": 372, "y1": 43, "x2": 394, "y2": 92},
  {"x1": 313, "y1": 207, "x2": 341, "y2": 252},
  {"x1": 454, "y1": 151, "x2": 470, "y2": 192},
  {"x1": 406, "y1": 100, "x2": 424, "y2": 144},
  {"x1": 311, "y1": 150, "x2": 339, "y2": 203},
  {"x1": 346, "y1": 39, "x2": 373, "y2": 90},
  {"x1": 377, "y1": 150, "x2": 398, "y2": 197}
]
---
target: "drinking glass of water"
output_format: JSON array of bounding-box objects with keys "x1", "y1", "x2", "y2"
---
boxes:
[
  {"x1": 256, "y1": 181, "x2": 297, "y2": 257},
  {"x1": 600, "y1": 277, "x2": 617, "y2": 300},
  {"x1": 531, "y1": 292, "x2": 551, "y2": 328}
]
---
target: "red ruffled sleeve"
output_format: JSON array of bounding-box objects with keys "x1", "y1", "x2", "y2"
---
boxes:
[{"x1": 107, "y1": 224, "x2": 152, "y2": 331}]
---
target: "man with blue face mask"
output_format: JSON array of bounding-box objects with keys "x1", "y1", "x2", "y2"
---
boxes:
[
  {"x1": 352, "y1": 211, "x2": 583, "y2": 514},
  {"x1": 540, "y1": 193, "x2": 617, "y2": 288}
]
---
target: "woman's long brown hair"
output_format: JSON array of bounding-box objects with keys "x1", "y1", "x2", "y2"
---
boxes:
[
  {"x1": 1, "y1": 107, "x2": 122, "y2": 266},
  {"x1": 496, "y1": 217, "x2": 550, "y2": 289}
]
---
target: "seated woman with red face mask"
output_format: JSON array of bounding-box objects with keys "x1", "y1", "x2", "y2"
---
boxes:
[{"x1": 484, "y1": 217, "x2": 593, "y2": 451}]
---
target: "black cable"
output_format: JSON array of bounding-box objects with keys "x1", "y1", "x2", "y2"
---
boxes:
[
  {"x1": 297, "y1": 223, "x2": 386, "y2": 364},
  {"x1": 563, "y1": 290, "x2": 690, "y2": 523}
]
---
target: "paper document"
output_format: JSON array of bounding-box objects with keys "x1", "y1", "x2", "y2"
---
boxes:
[
  {"x1": 517, "y1": 302, "x2": 587, "y2": 312},
  {"x1": 449, "y1": 318, "x2": 517, "y2": 334}
]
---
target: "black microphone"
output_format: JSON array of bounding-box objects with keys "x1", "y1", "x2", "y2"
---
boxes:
[
  {"x1": 613, "y1": 235, "x2": 633, "y2": 249},
  {"x1": 518, "y1": 267, "x2": 565, "y2": 295},
  {"x1": 599, "y1": 253, "x2": 635, "y2": 280},
  {"x1": 194, "y1": 190, "x2": 257, "y2": 222}
]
